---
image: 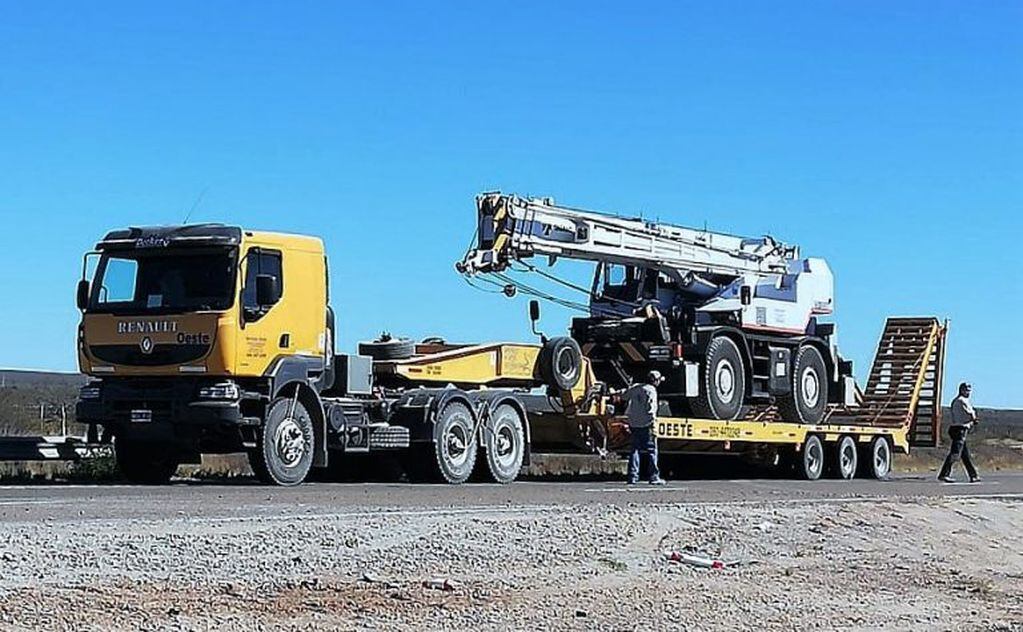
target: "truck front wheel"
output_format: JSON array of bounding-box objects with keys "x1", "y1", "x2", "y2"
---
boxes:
[
  {"x1": 249, "y1": 395, "x2": 314, "y2": 486},
  {"x1": 116, "y1": 439, "x2": 179, "y2": 484}
]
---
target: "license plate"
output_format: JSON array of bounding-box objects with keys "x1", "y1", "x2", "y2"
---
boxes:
[{"x1": 131, "y1": 409, "x2": 152, "y2": 423}]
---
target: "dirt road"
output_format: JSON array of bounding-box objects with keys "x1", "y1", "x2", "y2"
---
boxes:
[{"x1": 1, "y1": 475, "x2": 1021, "y2": 630}]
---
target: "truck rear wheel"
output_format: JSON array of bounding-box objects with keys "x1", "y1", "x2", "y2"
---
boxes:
[
  {"x1": 115, "y1": 439, "x2": 179, "y2": 484},
  {"x1": 483, "y1": 403, "x2": 526, "y2": 484},
  {"x1": 831, "y1": 435, "x2": 858, "y2": 479},
  {"x1": 778, "y1": 345, "x2": 828, "y2": 424},
  {"x1": 249, "y1": 395, "x2": 314, "y2": 486},
  {"x1": 798, "y1": 434, "x2": 825, "y2": 480},
  {"x1": 690, "y1": 336, "x2": 745, "y2": 420},
  {"x1": 859, "y1": 435, "x2": 892, "y2": 480},
  {"x1": 431, "y1": 401, "x2": 478, "y2": 484}
]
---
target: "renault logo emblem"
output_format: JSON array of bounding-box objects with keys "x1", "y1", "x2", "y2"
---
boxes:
[{"x1": 140, "y1": 336, "x2": 154, "y2": 354}]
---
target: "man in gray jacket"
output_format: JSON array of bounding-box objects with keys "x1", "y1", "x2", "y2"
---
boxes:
[
  {"x1": 938, "y1": 382, "x2": 981, "y2": 483},
  {"x1": 621, "y1": 370, "x2": 667, "y2": 486}
]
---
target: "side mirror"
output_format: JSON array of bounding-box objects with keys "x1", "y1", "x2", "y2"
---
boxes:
[
  {"x1": 255, "y1": 274, "x2": 281, "y2": 306},
  {"x1": 529, "y1": 299, "x2": 541, "y2": 322},
  {"x1": 76, "y1": 279, "x2": 90, "y2": 310}
]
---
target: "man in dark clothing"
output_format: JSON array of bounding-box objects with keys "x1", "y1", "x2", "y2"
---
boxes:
[
  {"x1": 938, "y1": 382, "x2": 981, "y2": 483},
  {"x1": 621, "y1": 370, "x2": 666, "y2": 486}
]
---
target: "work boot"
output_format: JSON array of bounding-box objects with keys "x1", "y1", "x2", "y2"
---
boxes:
[{"x1": 938, "y1": 475, "x2": 955, "y2": 483}]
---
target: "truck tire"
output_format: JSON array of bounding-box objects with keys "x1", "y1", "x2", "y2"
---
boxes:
[
  {"x1": 831, "y1": 435, "x2": 858, "y2": 480},
  {"x1": 798, "y1": 434, "x2": 825, "y2": 480},
  {"x1": 690, "y1": 336, "x2": 745, "y2": 420},
  {"x1": 430, "y1": 400, "x2": 478, "y2": 484},
  {"x1": 858, "y1": 435, "x2": 892, "y2": 480},
  {"x1": 358, "y1": 337, "x2": 415, "y2": 360},
  {"x1": 778, "y1": 345, "x2": 828, "y2": 424},
  {"x1": 115, "y1": 439, "x2": 179, "y2": 484},
  {"x1": 248, "y1": 396, "x2": 315, "y2": 486},
  {"x1": 483, "y1": 403, "x2": 526, "y2": 484},
  {"x1": 538, "y1": 337, "x2": 582, "y2": 391}
]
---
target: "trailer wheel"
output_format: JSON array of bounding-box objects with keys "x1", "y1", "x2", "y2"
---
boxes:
[
  {"x1": 431, "y1": 401, "x2": 478, "y2": 484},
  {"x1": 798, "y1": 435, "x2": 825, "y2": 480},
  {"x1": 859, "y1": 436, "x2": 892, "y2": 480},
  {"x1": 249, "y1": 396, "x2": 315, "y2": 486},
  {"x1": 483, "y1": 404, "x2": 526, "y2": 484},
  {"x1": 778, "y1": 345, "x2": 828, "y2": 424},
  {"x1": 115, "y1": 439, "x2": 179, "y2": 484},
  {"x1": 831, "y1": 435, "x2": 858, "y2": 480},
  {"x1": 690, "y1": 336, "x2": 745, "y2": 420},
  {"x1": 538, "y1": 337, "x2": 582, "y2": 391}
]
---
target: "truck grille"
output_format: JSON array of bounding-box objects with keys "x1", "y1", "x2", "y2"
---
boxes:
[{"x1": 89, "y1": 343, "x2": 209, "y2": 367}]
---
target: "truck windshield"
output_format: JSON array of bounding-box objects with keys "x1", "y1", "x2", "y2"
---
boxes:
[{"x1": 89, "y1": 249, "x2": 237, "y2": 313}]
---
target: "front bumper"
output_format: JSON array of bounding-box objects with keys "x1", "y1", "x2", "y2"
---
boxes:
[{"x1": 76, "y1": 379, "x2": 248, "y2": 429}]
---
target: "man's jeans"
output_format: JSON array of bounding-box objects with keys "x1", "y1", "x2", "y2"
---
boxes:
[
  {"x1": 939, "y1": 425, "x2": 979, "y2": 480},
  {"x1": 628, "y1": 425, "x2": 660, "y2": 483}
]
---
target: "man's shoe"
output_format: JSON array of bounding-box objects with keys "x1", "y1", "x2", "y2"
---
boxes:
[
  {"x1": 626, "y1": 479, "x2": 639, "y2": 486},
  {"x1": 969, "y1": 476, "x2": 982, "y2": 483},
  {"x1": 938, "y1": 475, "x2": 955, "y2": 483},
  {"x1": 648, "y1": 478, "x2": 667, "y2": 486}
]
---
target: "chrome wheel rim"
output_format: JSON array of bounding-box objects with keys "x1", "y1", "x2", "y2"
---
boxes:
[
  {"x1": 801, "y1": 366, "x2": 820, "y2": 408},
  {"x1": 715, "y1": 359, "x2": 736, "y2": 404},
  {"x1": 840, "y1": 441, "x2": 855, "y2": 476},
  {"x1": 806, "y1": 441, "x2": 823, "y2": 477},
  {"x1": 274, "y1": 418, "x2": 306, "y2": 468}
]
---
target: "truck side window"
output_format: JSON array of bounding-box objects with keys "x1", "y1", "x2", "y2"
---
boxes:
[{"x1": 242, "y1": 249, "x2": 283, "y2": 316}]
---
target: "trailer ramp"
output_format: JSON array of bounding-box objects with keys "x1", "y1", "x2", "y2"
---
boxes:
[{"x1": 855, "y1": 317, "x2": 948, "y2": 447}]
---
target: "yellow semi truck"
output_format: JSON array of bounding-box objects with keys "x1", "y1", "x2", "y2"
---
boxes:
[
  {"x1": 74, "y1": 224, "x2": 600, "y2": 485},
  {"x1": 74, "y1": 224, "x2": 945, "y2": 486}
]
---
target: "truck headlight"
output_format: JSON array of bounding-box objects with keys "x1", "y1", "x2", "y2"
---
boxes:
[
  {"x1": 197, "y1": 382, "x2": 240, "y2": 400},
  {"x1": 79, "y1": 384, "x2": 102, "y2": 400}
]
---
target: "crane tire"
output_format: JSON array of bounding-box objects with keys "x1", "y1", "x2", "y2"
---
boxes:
[
  {"x1": 778, "y1": 345, "x2": 828, "y2": 424},
  {"x1": 690, "y1": 336, "x2": 745, "y2": 420},
  {"x1": 430, "y1": 401, "x2": 478, "y2": 484}
]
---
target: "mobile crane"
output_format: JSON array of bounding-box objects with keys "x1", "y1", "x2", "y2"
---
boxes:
[{"x1": 458, "y1": 193, "x2": 857, "y2": 424}]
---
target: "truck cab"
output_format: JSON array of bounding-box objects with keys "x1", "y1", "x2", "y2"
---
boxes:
[{"x1": 76, "y1": 224, "x2": 332, "y2": 484}]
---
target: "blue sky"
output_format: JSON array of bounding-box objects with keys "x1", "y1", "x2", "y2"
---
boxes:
[{"x1": 0, "y1": 2, "x2": 1019, "y2": 407}]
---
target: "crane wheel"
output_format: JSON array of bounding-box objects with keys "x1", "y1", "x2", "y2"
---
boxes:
[
  {"x1": 538, "y1": 337, "x2": 583, "y2": 391},
  {"x1": 830, "y1": 435, "x2": 858, "y2": 479},
  {"x1": 778, "y1": 345, "x2": 828, "y2": 424},
  {"x1": 798, "y1": 434, "x2": 825, "y2": 480},
  {"x1": 858, "y1": 436, "x2": 892, "y2": 480},
  {"x1": 690, "y1": 336, "x2": 745, "y2": 420},
  {"x1": 248, "y1": 396, "x2": 315, "y2": 486},
  {"x1": 430, "y1": 401, "x2": 478, "y2": 484},
  {"x1": 115, "y1": 439, "x2": 179, "y2": 484},
  {"x1": 483, "y1": 403, "x2": 526, "y2": 484}
]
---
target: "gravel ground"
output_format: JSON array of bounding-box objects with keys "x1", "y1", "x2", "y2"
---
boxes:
[{"x1": 0, "y1": 495, "x2": 1020, "y2": 630}]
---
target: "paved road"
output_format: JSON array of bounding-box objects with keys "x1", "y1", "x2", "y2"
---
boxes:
[{"x1": 1, "y1": 472, "x2": 1020, "y2": 523}]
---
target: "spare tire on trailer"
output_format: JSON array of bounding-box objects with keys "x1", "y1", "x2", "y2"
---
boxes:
[
  {"x1": 537, "y1": 336, "x2": 583, "y2": 391},
  {"x1": 358, "y1": 335, "x2": 415, "y2": 360}
]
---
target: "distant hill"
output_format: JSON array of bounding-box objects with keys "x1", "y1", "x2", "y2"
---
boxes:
[{"x1": 0, "y1": 370, "x2": 87, "y2": 388}]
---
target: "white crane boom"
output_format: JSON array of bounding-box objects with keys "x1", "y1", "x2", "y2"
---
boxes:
[{"x1": 458, "y1": 192, "x2": 799, "y2": 277}]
